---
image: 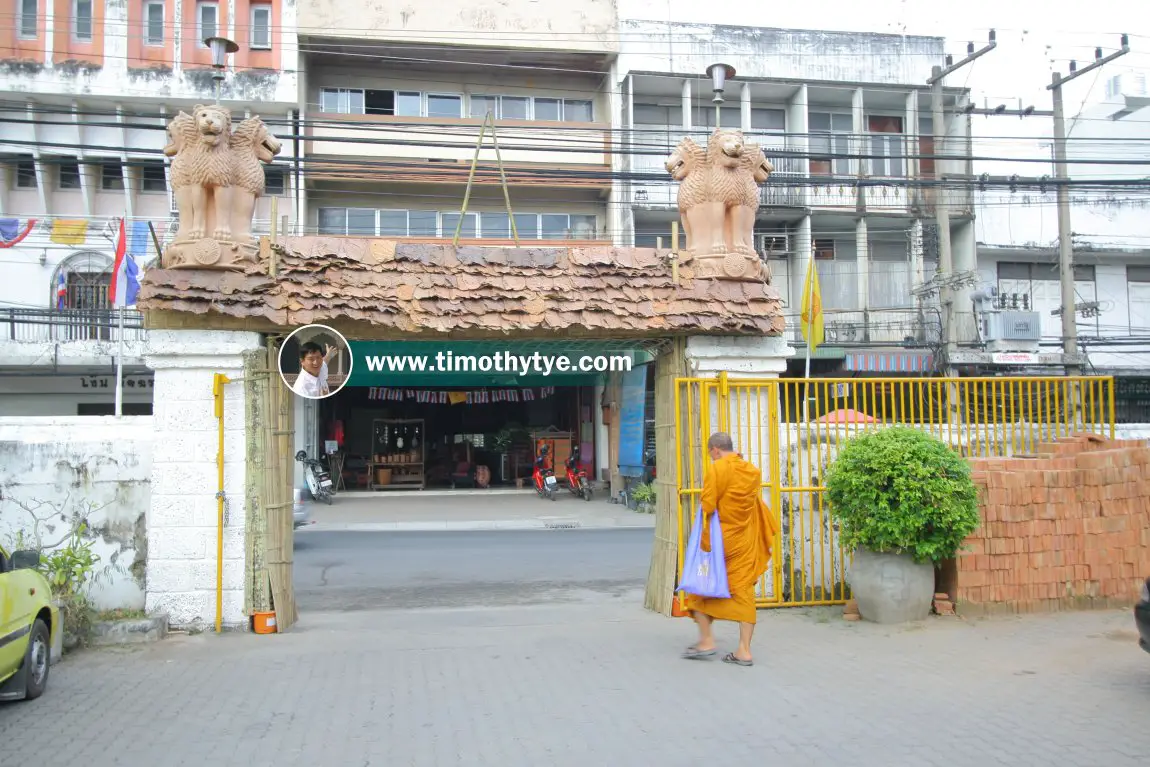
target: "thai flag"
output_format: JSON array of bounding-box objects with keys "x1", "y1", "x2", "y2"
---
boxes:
[
  {"x1": 108, "y1": 218, "x2": 140, "y2": 309},
  {"x1": 56, "y1": 270, "x2": 67, "y2": 310}
]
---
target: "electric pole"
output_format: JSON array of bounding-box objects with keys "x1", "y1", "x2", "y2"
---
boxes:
[
  {"x1": 928, "y1": 31, "x2": 997, "y2": 377},
  {"x1": 1047, "y1": 34, "x2": 1129, "y2": 377}
]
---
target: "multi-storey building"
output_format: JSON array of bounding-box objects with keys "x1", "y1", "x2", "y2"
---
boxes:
[
  {"x1": 296, "y1": 0, "x2": 619, "y2": 245},
  {"x1": 972, "y1": 70, "x2": 1150, "y2": 421},
  {"x1": 0, "y1": 0, "x2": 299, "y2": 415},
  {"x1": 614, "y1": 20, "x2": 974, "y2": 378}
]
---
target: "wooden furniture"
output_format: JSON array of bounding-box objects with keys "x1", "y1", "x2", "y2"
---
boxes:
[{"x1": 369, "y1": 418, "x2": 425, "y2": 490}]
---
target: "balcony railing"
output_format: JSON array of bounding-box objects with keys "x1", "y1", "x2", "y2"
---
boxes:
[
  {"x1": 785, "y1": 307, "x2": 943, "y2": 347},
  {"x1": 0, "y1": 307, "x2": 146, "y2": 343}
]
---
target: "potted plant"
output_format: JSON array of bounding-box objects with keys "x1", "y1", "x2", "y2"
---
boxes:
[
  {"x1": 824, "y1": 426, "x2": 980, "y2": 624},
  {"x1": 630, "y1": 481, "x2": 656, "y2": 513}
]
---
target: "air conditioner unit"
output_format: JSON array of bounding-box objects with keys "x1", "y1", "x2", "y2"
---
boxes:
[
  {"x1": 981, "y1": 309, "x2": 1041, "y2": 352},
  {"x1": 757, "y1": 233, "x2": 790, "y2": 258}
]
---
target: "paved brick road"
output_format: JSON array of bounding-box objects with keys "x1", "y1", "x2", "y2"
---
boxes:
[{"x1": 3, "y1": 594, "x2": 1148, "y2": 766}]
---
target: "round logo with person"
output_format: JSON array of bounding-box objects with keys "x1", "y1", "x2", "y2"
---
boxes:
[{"x1": 278, "y1": 324, "x2": 353, "y2": 400}]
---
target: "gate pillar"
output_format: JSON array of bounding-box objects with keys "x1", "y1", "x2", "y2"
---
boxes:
[{"x1": 143, "y1": 329, "x2": 263, "y2": 631}]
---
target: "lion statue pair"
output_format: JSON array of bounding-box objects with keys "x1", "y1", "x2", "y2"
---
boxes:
[
  {"x1": 665, "y1": 128, "x2": 774, "y2": 281},
  {"x1": 161, "y1": 103, "x2": 283, "y2": 269}
]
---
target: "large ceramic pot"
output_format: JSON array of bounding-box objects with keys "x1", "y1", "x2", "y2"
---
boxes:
[{"x1": 847, "y1": 546, "x2": 935, "y2": 624}]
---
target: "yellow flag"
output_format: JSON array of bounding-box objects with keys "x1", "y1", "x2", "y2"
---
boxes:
[
  {"x1": 50, "y1": 219, "x2": 89, "y2": 245},
  {"x1": 800, "y1": 257, "x2": 824, "y2": 351}
]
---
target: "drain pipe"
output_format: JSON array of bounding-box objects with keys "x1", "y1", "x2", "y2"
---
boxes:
[{"x1": 212, "y1": 373, "x2": 230, "y2": 633}]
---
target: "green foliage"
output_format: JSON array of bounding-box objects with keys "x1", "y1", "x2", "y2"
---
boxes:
[
  {"x1": 13, "y1": 521, "x2": 103, "y2": 641},
  {"x1": 823, "y1": 427, "x2": 981, "y2": 564},
  {"x1": 631, "y1": 482, "x2": 656, "y2": 507}
]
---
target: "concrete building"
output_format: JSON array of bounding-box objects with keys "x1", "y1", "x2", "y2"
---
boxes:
[
  {"x1": 0, "y1": 0, "x2": 300, "y2": 415},
  {"x1": 613, "y1": 20, "x2": 974, "y2": 377},
  {"x1": 970, "y1": 70, "x2": 1150, "y2": 420}
]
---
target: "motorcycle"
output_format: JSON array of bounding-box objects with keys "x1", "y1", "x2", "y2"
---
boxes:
[
  {"x1": 533, "y1": 460, "x2": 558, "y2": 501},
  {"x1": 565, "y1": 450, "x2": 593, "y2": 502},
  {"x1": 296, "y1": 450, "x2": 334, "y2": 505}
]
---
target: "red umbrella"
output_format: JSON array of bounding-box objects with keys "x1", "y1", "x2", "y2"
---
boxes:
[{"x1": 814, "y1": 408, "x2": 878, "y2": 425}]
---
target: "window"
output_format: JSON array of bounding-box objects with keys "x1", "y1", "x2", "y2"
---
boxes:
[
  {"x1": 250, "y1": 4, "x2": 272, "y2": 49},
  {"x1": 867, "y1": 115, "x2": 904, "y2": 178},
  {"x1": 264, "y1": 166, "x2": 285, "y2": 195},
  {"x1": 319, "y1": 88, "x2": 365, "y2": 114},
  {"x1": 18, "y1": 0, "x2": 38, "y2": 39},
  {"x1": 144, "y1": 1, "x2": 164, "y2": 46},
  {"x1": 500, "y1": 96, "x2": 529, "y2": 120},
  {"x1": 813, "y1": 239, "x2": 835, "y2": 259},
  {"x1": 1128, "y1": 266, "x2": 1150, "y2": 334},
  {"x1": 426, "y1": 94, "x2": 462, "y2": 119},
  {"x1": 534, "y1": 98, "x2": 562, "y2": 122},
  {"x1": 441, "y1": 212, "x2": 477, "y2": 239},
  {"x1": 73, "y1": 0, "x2": 94, "y2": 41},
  {"x1": 137, "y1": 161, "x2": 166, "y2": 192},
  {"x1": 633, "y1": 103, "x2": 682, "y2": 126},
  {"x1": 378, "y1": 210, "x2": 408, "y2": 236},
  {"x1": 14, "y1": 157, "x2": 36, "y2": 188},
  {"x1": 809, "y1": 112, "x2": 852, "y2": 176},
  {"x1": 396, "y1": 92, "x2": 421, "y2": 117},
  {"x1": 513, "y1": 213, "x2": 539, "y2": 240},
  {"x1": 563, "y1": 99, "x2": 593, "y2": 122},
  {"x1": 470, "y1": 95, "x2": 499, "y2": 119},
  {"x1": 481, "y1": 212, "x2": 511, "y2": 239},
  {"x1": 58, "y1": 159, "x2": 82, "y2": 190},
  {"x1": 100, "y1": 163, "x2": 124, "y2": 190},
  {"x1": 317, "y1": 208, "x2": 376, "y2": 236},
  {"x1": 918, "y1": 116, "x2": 935, "y2": 178},
  {"x1": 751, "y1": 108, "x2": 786, "y2": 131},
  {"x1": 197, "y1": 1, "x2": 218, "y2": 47}
]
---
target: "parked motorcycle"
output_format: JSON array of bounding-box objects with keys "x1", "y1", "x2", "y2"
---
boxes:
[
  {"x1": 565, "y1": 446, "x2": 593, "y2": 502},
  {"x1": 532, "y1": 445, "x2": 558, "y2": 501},
  {"x1": 296, "y1": 450, "x2": 334, "y2": 505}
]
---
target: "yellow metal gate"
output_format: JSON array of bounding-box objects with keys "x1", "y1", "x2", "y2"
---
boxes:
[{"x1": 673, "y1": 375, "x2": 1116, "y2": 609}]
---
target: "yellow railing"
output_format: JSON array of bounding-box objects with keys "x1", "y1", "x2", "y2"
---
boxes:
[{"x1": 673, "y1": 375, "x2": 1116, "y2": 609}]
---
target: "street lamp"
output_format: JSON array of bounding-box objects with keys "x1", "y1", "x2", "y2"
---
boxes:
[
  {"x1": 706, "y1": 63, "x2": 736, "y2": 128},
  {"x1": 205, "y1": 36, "x2": 239, "y2": 104}
]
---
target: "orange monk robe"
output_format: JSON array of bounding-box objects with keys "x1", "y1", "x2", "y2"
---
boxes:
[{"x1": 684, "y1": 453, "x2": 780, "y2": 624}]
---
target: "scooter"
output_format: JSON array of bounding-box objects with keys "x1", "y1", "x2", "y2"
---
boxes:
[
  {"x1": 533, "y1": 461, "x2": 558, "y2": 501},
  {"x1": 296, "y1": 450, "x2": 334, "y2": 505},
  {"x1": 565, "y1": 450, "x2": 593, "y2": 502}
]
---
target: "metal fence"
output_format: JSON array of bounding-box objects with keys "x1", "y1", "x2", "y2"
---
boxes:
[
  {"x1": 0, "y1": 307, "x2": 145, "y2": 343},
  {"x1": 673, "y1": 375, "x2": 1116, "y2": 609}
]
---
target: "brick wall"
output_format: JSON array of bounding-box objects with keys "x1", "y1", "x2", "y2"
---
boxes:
[{"x1": 953, "y1": 433, "x2": 1150, "y2": 617}]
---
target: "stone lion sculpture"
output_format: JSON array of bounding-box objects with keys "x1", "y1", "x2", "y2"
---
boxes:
[
  {"x1": 162, "y1": 104, "x2": 283, "y2": 270},
  {"x1": 664, "y1": 128, "x2": 774, "y2": 281}
]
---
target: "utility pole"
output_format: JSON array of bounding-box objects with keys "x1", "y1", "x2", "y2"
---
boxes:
[
  {"x1": 1047, "y1": 35, "x2": 1129, "y2": 377},
  {"x1": 928, "y1": 31, "x2": 997, "y2": 377}
]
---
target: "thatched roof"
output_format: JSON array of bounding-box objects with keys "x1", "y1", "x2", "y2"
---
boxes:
[{"x1": 137, "y1": 237, "x2": 785, "y2": 339}]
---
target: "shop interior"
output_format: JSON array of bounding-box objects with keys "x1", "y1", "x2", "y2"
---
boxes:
[{"x1": 316, "y1": 384, "x2": 599, "y2": 491}]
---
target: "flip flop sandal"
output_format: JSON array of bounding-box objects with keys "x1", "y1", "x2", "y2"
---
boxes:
[
  {"x1": 681, "y1": 646, "x2": 716, "y2": 660},
  {"x1": 722, "y1": 652, "x2": 753, "y2": 667}
]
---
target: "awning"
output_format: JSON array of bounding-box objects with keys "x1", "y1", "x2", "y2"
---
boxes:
[
  {"x1": 346, "y1": 339, "x2": 658, "y2": 387},
  {"x1": 843, "y1": 351, "x2": 934, "y2": 373}
]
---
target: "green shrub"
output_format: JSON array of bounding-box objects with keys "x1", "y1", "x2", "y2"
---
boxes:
[{"x1": 824, "y1": 427, "x2": 981, "y2": 564}]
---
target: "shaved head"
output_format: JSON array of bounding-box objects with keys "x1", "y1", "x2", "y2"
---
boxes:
[{"x1": 707, "y1": 432, "x2": 734, "y2": 452}]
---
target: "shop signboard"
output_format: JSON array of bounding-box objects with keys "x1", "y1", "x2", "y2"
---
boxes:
[
  {"x1": 346, "y1": 340, "x2": 645, "y2": 387},
  {"x1": 617, "y1": 364, "x2": 649, "y2": 477}
]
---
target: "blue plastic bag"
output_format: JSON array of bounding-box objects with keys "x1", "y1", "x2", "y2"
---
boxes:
[{"x1": 680, "y1": 505, "x2": 731, "y2": 599}]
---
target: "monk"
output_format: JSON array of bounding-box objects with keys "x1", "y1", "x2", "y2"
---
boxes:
[{"x1": 681, "y1": 431, "x2": 779, "y2": 667}]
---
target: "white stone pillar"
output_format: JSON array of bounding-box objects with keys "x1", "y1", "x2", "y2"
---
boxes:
[
  {"x1": 851, "y1": 88, "x2": 865, "y2": 178},
  {"x1": 681, "y1": 79, "x2": 692, "y2": 131},
  {"x1": 856, "y1": 217, "x2": 870, "y2": 312},
  {"x1": 910, "y1": 218, "x2": 925, "y2": 293},
  {"x1": 144, "y1": 329, "x2": 264, "y2": 631},
  {"x1": 791, "y1": 214, "x2": 813, "y2": 321},
  {"x1": 683, "y1": 334, "x2": 794, "y2": 601},
  {"x1": 593, "y1": 381, "x2": 609, "y2": 483},
  {"x1": 740, "y1": 83, "x2": 752, "y2": 131}
]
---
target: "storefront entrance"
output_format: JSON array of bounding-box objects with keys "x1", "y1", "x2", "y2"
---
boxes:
[{"x1": 314, "y1": 384, "x2": 597, "y2": 491}]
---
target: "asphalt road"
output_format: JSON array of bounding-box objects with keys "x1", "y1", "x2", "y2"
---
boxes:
[{"x1": 292, "y1": 529, "x2": 653, "y2": 612}]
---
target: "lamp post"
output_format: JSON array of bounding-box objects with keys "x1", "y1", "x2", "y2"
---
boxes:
[
  {"x1": 205, "y1": 36, "x2": 239, "y2": 104},
  {"x1": 706, "y1": 63, "x2": 735, "y2": 128}
]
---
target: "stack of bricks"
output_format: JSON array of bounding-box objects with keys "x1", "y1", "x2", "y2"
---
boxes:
[{"x1": 957, "y1": 433, "x2": 1150, "y2": 616}]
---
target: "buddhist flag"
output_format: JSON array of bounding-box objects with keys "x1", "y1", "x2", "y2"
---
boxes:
[{"x1": 800, "y1": 257, "x2": 824, "y2": 352}]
